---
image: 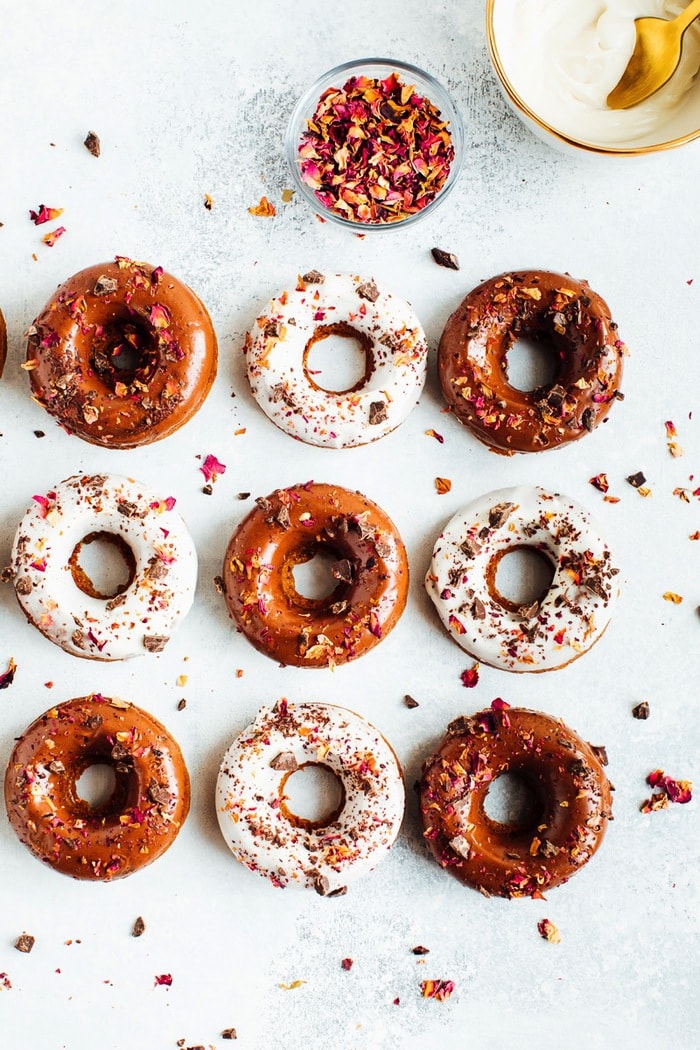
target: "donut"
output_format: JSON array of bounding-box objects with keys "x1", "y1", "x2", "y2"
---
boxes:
[
  {"x1": 222, "y1": 481, "x2": 409, "y2": 668},
  {"x1": 425, "y1": 486, "x2": 619, "y2": 673},
  {"x1": 4, "y1": 694, "x2": 190, "y2": 880},
  {"x1": 438, "y1": 270, "x2": 625, "y2": 453},
  {"x1": 216, "y1": 700, "x2": 405, "y2": 894},
  {"x1": 11, "y1": 473, "x2": 197, "y2": 660},
  {"x1": 26, "y1": 257, "x2": 217, "y2": 448},
  {"x1": 0, "y1": 306, "x2": 7, "y2": 378},
  {"x1": 419, "y1": 703, "x2": 612, "y2": 897},
  {"x1": 245, "y1": 272, "x2": 427, "y2": 447}
]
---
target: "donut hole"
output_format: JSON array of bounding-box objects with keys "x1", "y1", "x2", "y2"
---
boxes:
[
  {"x1": 303, "y1": 323, "x2": 373, "y2": 394},
  {"x1": 482, "y1": 770, "x2": 545, "y2": 833},
  {"x1": 279, "y1": 762, "x2": 346, "y2": 830},
  {"x1": 91, "y1": 315, "x2": 160, "y2": 390},
  {"x1": 292, "y1": 548, "x2": 339, "y2": 601},
  {"x1": 489, "y1": 546, "x2": 555, "y2": 613},
  {"x1": 75, "y1": 762, "x2": 117, "y2": 810},
  {"x1": 286, "y1": 544, "x2": 352, "y2": 612},
  {"x1": 504, "y1": 334, "x2": 559, "y2": 393},
  {"x1": 69, "y1": 531, "x2": 137, "y2": 601}
]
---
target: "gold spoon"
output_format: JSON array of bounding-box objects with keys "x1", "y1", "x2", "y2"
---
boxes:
[{"x1": 607, "y1": 0, "x2": 700, "y2": 110}]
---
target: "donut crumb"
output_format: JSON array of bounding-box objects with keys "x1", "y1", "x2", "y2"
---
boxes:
[
  {"x1": 632, "y1": 701, "x2": 650, "y2": 720},
  {"x1": 132, "y1": 916, "x2": 146, "y2": 938},
  {"x1": 14, "y1": 933, "x2": 35, "y2": 953},
  {"x1": 84, "y1": 131, "x2": 101, "y2": 157}
]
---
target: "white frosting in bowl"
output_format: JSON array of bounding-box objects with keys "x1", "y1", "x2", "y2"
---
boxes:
[{"x1": 491, "y1": 0, "x2": 700, "y2": 147}]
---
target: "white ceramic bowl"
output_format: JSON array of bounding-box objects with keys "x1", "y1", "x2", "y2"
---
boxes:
[
  {"x1": 286, "y1": 58, "x2": 464, "y2": 229},
  {"x1": 486, "y1": 0, "x2": 700, "y2": 156}
]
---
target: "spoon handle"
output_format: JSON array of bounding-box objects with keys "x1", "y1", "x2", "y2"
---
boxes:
[{"x1": 678, "y1": 0, "x2": 700, "y2": 34}]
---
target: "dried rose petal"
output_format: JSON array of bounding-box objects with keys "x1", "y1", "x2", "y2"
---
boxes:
[
  {"x1": 589, "y1": 473, "x2": 609, "y2": 494},
  {"x1": 460, "y1": 664, "x2": 479, "y2": 688},
  {"x1": 641, "y1": 768, "x2": 692, "y2": 812},
  {"x1": 537, "y1": 919, "x2": 561, "y2": 943},
  {"x1": 248, "y1": 196, "x2": 276, "y2": 217},
  {"x1": 662, "y1": 592, "x2": 683, "y2": 604},
  {"x1": 29, "y1": 204, "x2": 64, "y2": 225},
  {"x1": 0, "y1": 658, "x2": 17, "y2": 690},
  {"x1": 425, "y1": 428, "x2": 444, "y2": 443},
  {"x1": 42, "y1": 226, "x2": 66, "y2": 247},
  {"x1": 154, "y1": 973, "x2": 173, "y2": 986},
  {"x1": 341, "y1": 958, "x2": 353, "y2": 971},
  {"x1": 200, "y1": 454, "x2": 227, "y2": 483},
  {"x1": 420, "y1": 979, "x2": 455, "y2": 1001},
  {"x1": 435, "y1": 477, "x2": 452, "y2": 494}
]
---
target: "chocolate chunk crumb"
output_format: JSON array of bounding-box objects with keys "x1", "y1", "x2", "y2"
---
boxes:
[
  {"x1": 237, "y1": 492, "x2": 250, "y2": 500},
  {"x1": 313, "y1": 874, "x2": 331, "y2": 896},
  {"x1": 93, "y1": 275, "x2": 118, "y2": 297},
  {"x1": 326, "y1": 885, "x2": 347, "y2": 898},
  {"x1": 460, "y1": 537, "x2": 481, "y2": 558},
  {"x1": 213, "y1": 575, "x2": 224, "y2": 594},
  {"x1": 626, "y1": 471, "x2": 646, "y2": 489},
  {"x1": 270, "y1": 751, "x2": 298, "y2": 771},
  {"x1": 632, "y1": 701, "x2": 650, "y2": 720},
  {"x1": 85, "y1": 714, "x2": 103, "y2": 729},
  {"x1": 357, "y1": 280, "x2": 379, "y2": 302},
  {"x1": 581, "y1": 407, "x2": 594, "y2": 432},
  {"x1": 368, "y1": 400, "x2": 388, "y2": 425},
  {"x1": 132, "y1": 916, "x2": 146, "y2": 938},
  {"x1": 274, "y1": 504, "x2": 291, "y2": 530},
  {"x1": 177, "y1": 698, "x2": 187, "y2": 711},
  {"x1": 330, "y1": 600, "x2": 349, "y2": 615},
  {"x1": 33, "y1": 430, "x2": 45, "y2": 438},
  {"x1": 471, "y1": 596, "x2": 486, "y2": 621},
  {"x1": 332, "y1": 559, "x2": 353, "y2": 583},
  {"x1": 538, "y1": 839, "x2": 560, "y2": 858},
  {"x1": 84, "y1": 130, "x2": 101, "y2": 157},
  {"x1": 404, "y1": 694, "x2": 420, "y2": 709},
  {"x1": 143, "y1": 635, "x2": 169, "y2": 653},
  {"x1": 117, "y1": 500, "x2": 146, "y2": 519},
  {"x1": 14, "y1": 933, "x2": 35, "y2": 953},
  {"x1": 202, "y1": 484, "x2": 213, "y2": 495},
  {"x1": 431, "y1": 247, "x2": 459, "y2": 270},
  {"x1": 48, "y1": 760, "x2": 65, "y2": 774},
  {"x1": 488, "y1": 501, "x2": 514, "y2": 528},
  {"x1": 412, "y1": 945, "x2": 430, "y2": 955},
  {"x1": 221, "y1": 1031, "x2": 238, "y2": 1041},
  {"x1": 147, "y1": 779, "x2": 170, "y2": 806},
  {"x1": 302, "y1": 270, "x2": 325, "y2": 284},
  {"x1": 591, "y1": 745, "x2": 609, "y2": 766},
  {"x1": 1, "y1": 566, "x2": 14, "y2": 584}
]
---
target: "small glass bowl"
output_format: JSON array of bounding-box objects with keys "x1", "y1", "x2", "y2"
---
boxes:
[{"x1": 286, "y1": 58, "x2": 465, "y2": 232}]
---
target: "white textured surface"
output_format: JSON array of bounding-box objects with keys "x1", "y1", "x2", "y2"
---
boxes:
[{"x1": 0, "y1": 2, "x2": 698, "y2": 1049}]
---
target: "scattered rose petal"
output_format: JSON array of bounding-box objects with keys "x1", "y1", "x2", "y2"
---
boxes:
[
  {"x1": 662, "y1": 592, "x2": 683, "y2": 604},
  {"x1": 278, "y1": 980, "x2": 307, "y2": 990},
  {"x1": 435, "y1": 477, "x2": 451, "y2": 495},
  {"x1": 200, "y1": 454, "x2": 227, "y2": 483},
  {"x1": 281, "y1": 189, "x2": 295, "y2": 203},
  {"x1": 0, "y1": 657, "x2": 17, "y2": 689},
  {"x1": 0, "y1": 973, "x2": 11, "y2": 990},
  {"x1": 204, "y1": 193, "x2": 214, "y2": 211},
  {"x1": 341, "y1": 958, "x2": 353, "y2": 971},
  {"x1": 425, "y1": 428, "x2": 444, "y2": 443},
  {"x1": 154, "y1": 973, "x2": 173, "y2": 987},
  {"x1": 537, "y1": 919, "x2": 561, "y2": 943},
  {"x1": 589, "y1": 473, "x2": 609, "y2": 494},
  {"x1": 248, "y1": 196, "x2": 276, "y2": 217},
  {"x1": 460, "y1": 663, "x2": 480, "y2": 688},
  {"x1": 641, "y1": 769, "x2": 692, "y2": 812},
  {"x1": 42, "y1": 226, "x2": 66, "y2": 247},
  {"x1": 420, "y1": 979, "x2": 455, "y2": 1002},
  {"x1": 29, "y1": 204, "x2": 63, "y2": 225}
]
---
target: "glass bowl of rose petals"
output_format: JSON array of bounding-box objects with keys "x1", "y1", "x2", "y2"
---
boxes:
[{"x1": 286, "y1": 58, "x2": 464, "y2": 231}]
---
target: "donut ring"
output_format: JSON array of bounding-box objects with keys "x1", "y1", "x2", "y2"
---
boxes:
[
  {"x1": 216, "y1": 700, "x2": 405, "y2": 894},
  {"x1": 419, "y1": 704, "x2": 612, "y2": 897},
  {"x1": 438, "y1": 269, "x2": 625, "y2": 453},
  {"x1": 0, "y1": 306, "x2": 7, "y2": 378},
  {"x1": 425, "y1": 486, "x2": 619, "y2": 673},
  {"x1": 27, "y1": 258, "x2": 217, "y2": 448},
  {"x1": 4, "y1": 694, "x2": 190, "y2": 880},
  {"x1": 11, "y1": 473, "x2": 197, "y2": 661},
  {"x1": 245, "y1": 272, "x2": 428, "y2": 448},
  {"x1": 222, "y1": 481, "x2": 409, "y2": 668}
]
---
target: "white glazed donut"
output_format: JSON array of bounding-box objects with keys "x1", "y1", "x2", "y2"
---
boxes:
[
  {"x1": 216, "y1": 700, "x2": 405, "y2": 894},
  {"x1": 11, "y1": 473, "x2": 197, "y2": 660},
  {"x1": 425, "y1": 486, "x2": 619, "y2": 673},
  {"x1": 244, "y1": 271, "x2": 428, "y2": 448}
]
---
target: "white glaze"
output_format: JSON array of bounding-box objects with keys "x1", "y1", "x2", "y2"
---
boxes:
[
  {"x1": 245, "y1": 272, "x2": 427, "y2": 448},
  {"x1": 11, "y1": 473, "x2": 197, "y2": 660},
  {"x1": 216, "y1": 701, "x2": 405, "y2": 893},
  {"x1": 493, "y1": 0, "x2": 700, "y2": 145},
  {"x1": 425, "y1": 486, "x2": 619, "y2": 673}
]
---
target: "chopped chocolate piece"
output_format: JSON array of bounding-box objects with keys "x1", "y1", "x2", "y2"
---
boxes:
[
  {"x1": 146, "y1": 560, "x2": 169, "y2": 580},
  {"x1": 488, "y1": 501, "x2": 514, "y2": 528},
  {"x1": 1, "y1": 566, "x2": 14, "y2": 584},
  {"x1": 538, "y1": 839, "x2": 560, "y2": 858},
  {"x1": 431, "y1": 247, "x2": 459, "y2": 270},
  {"x1": 84, "y1": 131, "x2": 101, "y2": 157},
  {"x1": 518, "y1": 601, "x2": 539, "y2": 619},
  {"x1": 202, "y1": 484, "x2": 213, "y2": 495},
  {"x1": 274, "y1": 504, "x2": 291, "y2": 530},
  {"x1": 147, "y1": 779, "x2": 170, "y2": 806},
  {"x1": 626, "y1": 471, "x2": 646, "y2": 489},
  {"x1": 255, "y1": 496, "x2": 272, "y2": 514},
  {"x1": 143, "y1": 635, "x2": 169, "y2": 653},
  {"x1": 357, "y1": 280, "x2": 380, "y2": 302},
  {"x1": 48, "y1": 760, "x2": 65, "y2": 774},
  {"x1": 404, "y1": 694, "x2": 420, "y2": 709},
  {"x1": 591, "y1": 745, "x2": 609, "y2": 766},
  {"x1": 132, "y1": 916, "x2": 146, "y2": 938},
  {"x1": 330, "y1": 600, "x2": 349, "y2": 615},
  {"x1": 632, "y1": 701, "x2": 650, "y2": 720},
  {"x1": 326, "y1": 885, "x2": 347, "y2": 898},
  {"x1": 368, "y1": 400, "x2": 388, "y2": 425},
  {"x1": 93, "y1": 275, "x2": 118, "y2": 297},
  {"x1": 14, "y1": 933, "x2": 35, "y2": 953},
  {"x1": 177, "y1": 698, "x2": 187, "y2": 711},
  {"x1": 105, "y1": 594, "x2": 127, "y2": 611},
  {"x1": 117, "y1": 500, "x2": 146, "y2": 519},
  {"x1": 111, "y1": 743, "x2": 130, "y2": 762},
  {"x1": 85, "y1": 714, "x2": 103, "y2": 729},
  {"x1": 221, "y1": 1031, "x2": 238, "y2": 1041},
  {"x1": 313, "y1": 874, "x2": 331, "y2": 896},
  {"x1": 33, "y1": 430, "x2": 45, "y2": 438},
  {"x1": 237, "y1": 492, "x2": 250, "y2": 500},
  {"x1": 582, "y1": 407, "x2": 594, "y2": 432},
  {"x1": 302, "y1": 270, "x2": 325, "y2": 284},
  {"x1": 331, "y1": 559, "x2": 353, "y2": 583},
  {"x1": 471, "y1": 597, "x2": 486, "y2": 620},
  {"x1": 412, "y1": 945, "x2": 430, "y2": 955},
  {"x1": 459, "y1": 537, "x2": 481, "y2": 558},
  {"x1": 269, "y1": 752, "x2": 298, "y2": 772}
]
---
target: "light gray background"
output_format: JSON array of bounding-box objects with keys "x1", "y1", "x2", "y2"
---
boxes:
[{"x1": 0, "y1": 2, "x2": 698, "y2": 1048}]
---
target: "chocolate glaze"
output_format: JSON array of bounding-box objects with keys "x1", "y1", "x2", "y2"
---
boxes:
[
  {"x1": 419, "y1": 706, "x2": 612, "y2": 897},
  {"x1": 438, "y1": 270, "x2": 625, "y2": 453},
  {"x1": 27, "y1": 259, "x2": 217, "y2": 448},
  {"x1": 222, "y1": 482, "x2": 409, "y2": 668},
  {"x1": 5, "y1": 695, "x2": 190, "y2": 880}
]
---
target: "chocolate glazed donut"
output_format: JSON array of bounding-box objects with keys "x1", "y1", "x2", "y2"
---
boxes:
[
  {"x1": 420, "y1": 703, "x2": 612, "y2": 897},
  {"x1": 5, "y1": 694, "x2": 190, "y2": 880},
  {"x1": 0, "y1": 307, "x2": 7, "y2": 378},
  {"x1": 222, "y1": 482, "x2": 409, "y2": 668},
  {"x1": 438, "y1": 270, "x2": 625, "y2": 453},
  {"x1": 27, "y1": 258, "x2": 217, "y2": 448}
]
